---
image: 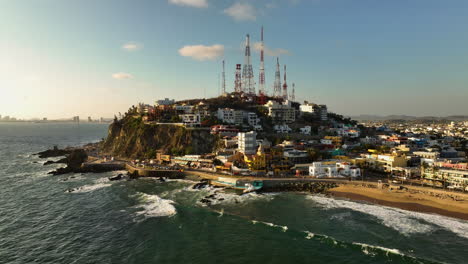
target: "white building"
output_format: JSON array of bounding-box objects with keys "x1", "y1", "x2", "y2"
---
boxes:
[
  {"x1": 320, "y1": 139, "x2": 333, "y2": 145},
  {"x1": 155, "y1": 98, "x2": 175, "y2": 106},
  {"x1": 137, "y1": 103, "x2": 154, "y2": 114},
  {"x1": 180, "y1": 114, "x2": 201, "y2": 127},
  {"x1": 245, "y1": 112, "x2": 260, "y2": 127},
  {"x1": 309, "y1": 161, "x2": 361, "y2": 178},
  {"x1": 300, "y1": 103, "x2": 327, "y2": 121},
  {"x1": 217, "y1": 108, "x2": 243, "y2": 125},
  {"x1": 274, "y1": 124, "x2": 292, "y2": 134},
  {"x1": 300, "y1": 126, "x2": 311, "y2": 135},
  {"x1": 264, "y1": 100, "x2": 296, "y2": 124},
  {"x1": 238, "y1": 131, "x2": 257, "y2": 155},
  {"x1": 175, "y1": 105, "x2": 194, "y2": 114}
]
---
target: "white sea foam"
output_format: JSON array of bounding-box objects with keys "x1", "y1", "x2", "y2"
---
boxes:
[
  {"x1": 352, "y1": 242, "x2": 403, "y2": 257},
  {"x1": 134, "y1": 192, "x2": 176, "y2": 218},
  {"x1": 308, "y1": 195, "x2": 468, "y2": 239},
  {"x1": 304, "y1": 231, "x2": 315, "y2": 239},
  {"x1": 210, "y1": 191, "x2": 277, "y2": 206},
  {"x1": 252, "y1": 220, "x2": 288, "y2": 232},
  {"x1": 69, "y1": 177, "x2": 111, "y2": 193}
]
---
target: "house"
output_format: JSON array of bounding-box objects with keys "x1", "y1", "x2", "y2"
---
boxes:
[
  {"x1": 211, "y1": 125, "x2": 239, "y2": 136},
  {"x1": 180, "y1": 114, "x2": 201, "y2": 127},
  {"x1": 309, "y1": 161, "x2": 361, "y2": 178}
]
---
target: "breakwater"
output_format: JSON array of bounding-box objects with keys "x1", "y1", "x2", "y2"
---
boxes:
[
  {"x1": 125, "y1": 164, "x2": 184, "y2": 178},
  {"x1": 261, "y1": 180, "x2": 338, "y2": 193}
]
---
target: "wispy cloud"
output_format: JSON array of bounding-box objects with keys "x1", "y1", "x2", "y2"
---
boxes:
[
  {"x1": 178, "y1": 44, "x2": 224, "y2": 61},
  {"x1": 169, "y1": 0, "x2": 208, "y2": 8},
  {"x1": 112, "y1": 72, "x2": 133, "y2": 80},
  {"x1": 223, "y1": 2, "x2": 256, "y2": 21},
  {"x1": 253, "y1": 42, "x2": 290, "y2": 57},
  {"x1": 122, "y1": 42, "x2": 143, "y2": 51}
]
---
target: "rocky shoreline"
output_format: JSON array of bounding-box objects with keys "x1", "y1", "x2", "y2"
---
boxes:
[{"x1": 37, "y1": 146, "x2": 119, "y2": 175}]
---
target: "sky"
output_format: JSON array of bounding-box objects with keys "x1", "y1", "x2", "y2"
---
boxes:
[{"x1": 1, "y1": 0, "x2": 468, "y2": 119}]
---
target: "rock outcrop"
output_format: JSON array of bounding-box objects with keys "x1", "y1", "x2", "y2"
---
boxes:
[{"x1": 100, "y1": 117, "x2": 218, "y2": 159}]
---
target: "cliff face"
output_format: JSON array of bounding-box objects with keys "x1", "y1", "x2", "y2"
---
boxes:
[{"x1": 101, "y1": 118, "x2": 218, "y2": 159}]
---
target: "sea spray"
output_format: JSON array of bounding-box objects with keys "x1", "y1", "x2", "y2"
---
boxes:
[
  {"x1": 133, "y1": 192, "x2": 176, "y2": 218},
  {"x1": 308, "y1": 195, "x2": 468, "y2": 239}
]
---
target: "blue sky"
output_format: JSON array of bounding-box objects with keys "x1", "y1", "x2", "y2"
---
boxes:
[{"x1": 1, "y1": 0, "x2": 468, "y2": 119}]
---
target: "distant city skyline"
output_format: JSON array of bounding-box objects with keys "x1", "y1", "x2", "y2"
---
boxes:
[{"x1": 1, "y1": 0, "x2": 468, "y2": 119}]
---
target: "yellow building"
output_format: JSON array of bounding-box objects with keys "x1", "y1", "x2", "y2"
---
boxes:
[{"x1": 361, "y1": 153, "x2": 407, "y2": 172}]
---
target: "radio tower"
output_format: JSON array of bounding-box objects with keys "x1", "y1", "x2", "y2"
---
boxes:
[
  {"x1": 258, "y1": 26, "x2": 266, "y2": 96},
  {"x1": 221, "y1": 60, "x2": 226, "y2": 96},
  {"x1": 282, "y1": 65, "x2": 288, "y2": 101},
  {"x1": 242, "y1": 34, "x2": 255, "y2": 96},
  {"x1": 234, "y1": 64, "x2": 242, "y2": 93},
  {"x1": 273, "y1": 57, "x2": 282, "y2": 98},
  {"x1": 290, "y1": 83, "x2": 296, "y2": 102}
]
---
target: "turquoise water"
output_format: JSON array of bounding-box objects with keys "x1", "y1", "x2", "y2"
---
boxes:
[{"x1": 0, "y1": 123, "x2": 467, "y2": 264}]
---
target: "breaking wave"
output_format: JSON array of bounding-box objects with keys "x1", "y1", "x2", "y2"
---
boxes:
[
  {"x1": 308, "y1": 195, "x2": 468, "y2": 239},
  {"x1": 252, "y1": 220, "x2": 288, "y2": 232},
  {"x1": 133, "y1": 192, "x2": 176, "y2": 218},
  {"x1": 67, "y1": 177, "x2": 112, "y2": 193}
]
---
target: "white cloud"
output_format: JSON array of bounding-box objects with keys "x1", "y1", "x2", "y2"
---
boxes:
[
  {"x1": 178, "y1": 44, "x2": 224, "y2": 61},
  {"x1": 253, "y1": 42, "x2": 290, "y2": 57},
  {"x1": 223, "y1": 2, "x2": 256, "y2": 21},
  {"x1": 122, "y1": 42, "x2": 143, "y2": 51},
  {"x1": 169, "y1": 0, "x2": 208, "y2": 8},
  {"x1": 112, "y1": 72, "x2": 133, "y2": 80}
]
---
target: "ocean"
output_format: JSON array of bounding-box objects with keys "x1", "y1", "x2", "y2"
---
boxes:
[{"x1": 0, "y1": 123, "x2": 467, "y2": 264}]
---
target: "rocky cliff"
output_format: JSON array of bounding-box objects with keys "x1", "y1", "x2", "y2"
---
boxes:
[{"x1": 101, "y1": 117, "x2": 218, "y2": 159}]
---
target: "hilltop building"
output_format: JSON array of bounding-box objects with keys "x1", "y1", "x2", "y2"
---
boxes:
[
  {"x1": 156, "y1": 98, "x2": 175, "y2": 106},
  {"x1": 300, "y1": 103, "x2": 328, "y2": 121},
  {"x1": 264, "y1": 100, "x2": 296, "y2": 124},
  {"x1": 217, "y1": 108, "x2": 244, "y2": 125}
]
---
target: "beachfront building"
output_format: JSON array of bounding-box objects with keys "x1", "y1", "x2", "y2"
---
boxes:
[
  {"x1": 309, "y1": 161, "x2": 361, "y2": 178},
  {"x1": 360, "y1": 153, "x2": 407, "y2": 172},
  {"x1": 238, "y1": 131, "x2": 258, "y2": 155},
  {"x1": 421, "y1": 166, "x2": 468, "y2": 190}
]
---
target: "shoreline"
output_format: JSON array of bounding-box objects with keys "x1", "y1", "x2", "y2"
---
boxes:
[{"x1": 327, "y1": 184, "x2": 468, "y2": 220}]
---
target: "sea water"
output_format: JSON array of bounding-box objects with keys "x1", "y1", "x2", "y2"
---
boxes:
[{"x1": 0, "y1": 122, "x2": 467, "y2": 264}]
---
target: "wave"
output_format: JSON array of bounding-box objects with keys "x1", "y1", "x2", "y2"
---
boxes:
[
  {"x1": 67, "y1": 177, "x2": 112, "y2": 193},
  {"x1": 308, "y1": 195, "x2": 468, "y2": 239},
  {"x1": 133, "y1": 192, "x2": 176, "y2": 218},
  {"x1": 352, "y1": 242, "x2": 403, "y2": 257},
  {"x1": 251, "y1": 220, "x2": 288, "y2": 232}
]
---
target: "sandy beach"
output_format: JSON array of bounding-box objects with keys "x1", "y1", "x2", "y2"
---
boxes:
[{"x1": 328, "y1": 183, "x2": 468, "y2": 220}]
